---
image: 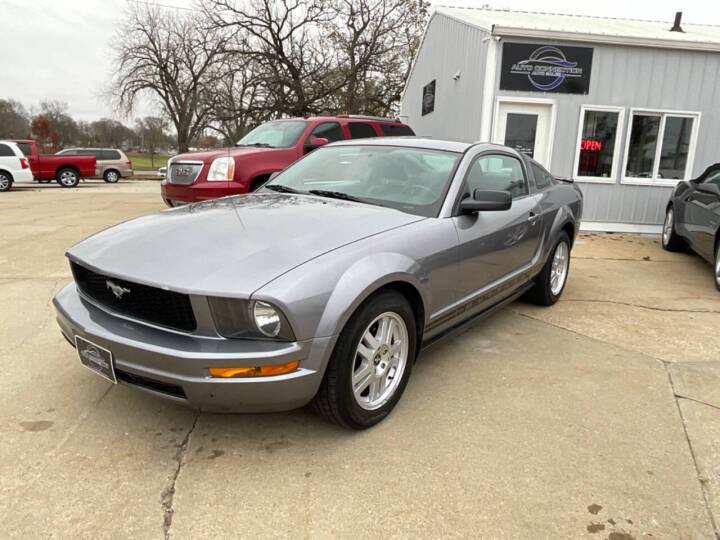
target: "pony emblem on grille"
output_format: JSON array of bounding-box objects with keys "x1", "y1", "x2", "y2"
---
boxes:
[{"x1": 106, "y1": 280, "x2": 131, "y2": 299}]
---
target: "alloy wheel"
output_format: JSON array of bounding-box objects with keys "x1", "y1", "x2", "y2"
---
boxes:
[
  {"x1": 60, "y1": 171, "x2": 78, "y2": 187},
  {"x1": 351, "y1": 312, "x2": 409, "y2": 411},
  {"x1": 550, "y1": 241, "x2": 569, "y2": 296},
  {"x1": 0, "y1": 174, "x2": 9, "y2": 190},
  {"x1": 716, "y1": 247, "x2": 720, "y2": 288},
  {"x1": 106, "y1": 171, "x2": 119, "y2": 182},
  {"x1": 663, "y1": 209, "x2": 673, "y2": 247}
]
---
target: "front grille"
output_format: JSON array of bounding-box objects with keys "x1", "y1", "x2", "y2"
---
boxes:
[
  {"x1": 116, "y1": 369, "x2": 187, "y2": 399},
  {"x1": 71, "y1": 262, "x2": 197, "y2": 332},
  {"x1": 168, "y1": 162, "x2": 203, "y2": 185}
]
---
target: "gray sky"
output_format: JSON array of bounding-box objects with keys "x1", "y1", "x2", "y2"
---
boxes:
[{"x1": 2, "y1": 0, "x2": 719, "y2": 124}]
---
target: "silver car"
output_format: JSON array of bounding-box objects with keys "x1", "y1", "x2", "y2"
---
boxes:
[
  {"x1": 57, "y1": 148, "x2": 133, "y2": 183},
  {"x1": 53, "y1": 138, "x2": 582, "y2": 429}
]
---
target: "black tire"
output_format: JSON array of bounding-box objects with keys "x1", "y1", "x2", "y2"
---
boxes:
[
  {"x1": 662, "y1": 205, "x2": 685, "y2": 252},
  {"x1": 714, "y1": 241, "x2": 720, "y2": 292},
  {"x1": 0, "y1": 171, "x2": 12, "y2": 192},
  {"x1": 38, "y1": 179, "x2": 51, "y2": 184},
  {"x1": 525, "y1": 232, "x2": 571, "y2": 306},
  {"x1": 103, "y1": 169, "x2": 120, "y2": 183},
  {"x1": 56, "y1": 168, "x2": 80, "y2": 188},
  {"x1": 311, "y1": 290, "x2": 416, "y2": 429},
  {"x1": 249, "y1": 175, "x2": 269, "y2": 192}
]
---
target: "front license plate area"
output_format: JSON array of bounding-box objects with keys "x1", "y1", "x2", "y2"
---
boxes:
[{"x1": 75, "y1": 335, "x2": 117, "y2": 384}]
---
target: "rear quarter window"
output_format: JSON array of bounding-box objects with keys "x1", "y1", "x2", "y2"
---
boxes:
[
  {"x1": 100, "y1": 150, "x2": 122, "y2": 160},
  {"x1": 348, "y1": 123, "x2": 378, "y2": 139},
  {"x1": 380, "y1": 124, "x2": 415, "y2": 136},
  {"x1": 16, "y1": 142, "x2": 32, "y2": 156},
  {"x1": 530, "y1": 162, "x2": 553, "y2": 188},
  {"x1": 0, "y1": 143, "x2": 14, "y2": 157}
]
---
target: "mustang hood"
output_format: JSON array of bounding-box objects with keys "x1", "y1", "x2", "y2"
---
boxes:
[{"x1": 67, "y1": 193, "x2": 423, "y2": 297}]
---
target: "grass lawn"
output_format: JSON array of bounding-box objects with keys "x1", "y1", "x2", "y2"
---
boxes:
[{"x1": 127, "y1": 152, "x2": 171, "y2": 171}]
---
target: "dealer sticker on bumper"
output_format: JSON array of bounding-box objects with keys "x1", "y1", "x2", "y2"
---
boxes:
[{"x1": 75, "y1": 335, "x2": 117, "y2": 384}]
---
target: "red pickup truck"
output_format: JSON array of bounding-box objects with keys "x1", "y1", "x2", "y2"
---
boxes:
[
  {"x1": 10, "y1": 140, "x2": 97, "y2": 188},
  {"x1": 161, "y1": 115, "x2": 415, "y2": 206}
]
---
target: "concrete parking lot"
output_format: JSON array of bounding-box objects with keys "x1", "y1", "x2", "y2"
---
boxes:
[{"x1": 1, "y1": 180, "x2": 719, "y2": 539}]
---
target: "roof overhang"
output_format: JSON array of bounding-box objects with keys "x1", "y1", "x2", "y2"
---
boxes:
[{"x1": 491, "y1": 25, "x2": 720, "y2": 53}]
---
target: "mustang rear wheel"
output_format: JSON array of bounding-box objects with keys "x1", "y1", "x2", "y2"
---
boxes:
[
  {"x1": 312, "y1": 290, "x2": 416, "y2": 429},
  {"x1": 662, "y1": 206, "x2": 685, "y2": 251},
  {"x1": 715, "y1": 243, "x2": 720, "y2": 292},
  {"x1": 526, "y1": 232, "x2": 571, "y2": 306}
]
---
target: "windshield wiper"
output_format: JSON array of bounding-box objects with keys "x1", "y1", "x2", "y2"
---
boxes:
[
  {"x1": 236, "y1": 142, "x2": 273, "y2": 148},
  {"x1": 264, "y1": 184, "x2": 303, "y2": 194},
  {"x1": 308, "y1": 190, "x2": 368, "y2": 204}
]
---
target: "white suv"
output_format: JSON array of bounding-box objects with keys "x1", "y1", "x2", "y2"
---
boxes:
[{"x1": 0, "y1": 140, "x2": 34, "y2": 192}]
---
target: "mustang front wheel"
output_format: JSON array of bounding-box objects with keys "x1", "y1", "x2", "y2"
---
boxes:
[{"x1": 312, "y1": 290, "x2": 416, "y2": 429}]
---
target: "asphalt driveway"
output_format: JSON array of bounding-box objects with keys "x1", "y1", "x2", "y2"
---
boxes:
[{"x1": 1, "y1": 181, "x2": 719, "y2": 539}]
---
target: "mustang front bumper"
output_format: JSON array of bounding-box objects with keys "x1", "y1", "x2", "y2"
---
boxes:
[{"x1": 52, "y1": 283, "x2": 334, "y2": 412}]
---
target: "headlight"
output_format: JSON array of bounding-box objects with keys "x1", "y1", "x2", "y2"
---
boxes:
[
  {"x1": 208, "y1": 297, "x2": 295, "y2": 341},
  {"x1": 207, "y1": 157, "x2": 235, "y2": 182}
]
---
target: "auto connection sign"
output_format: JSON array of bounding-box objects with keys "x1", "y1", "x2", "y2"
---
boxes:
[{"x1": 500, "y1": 43, "x2": 593, "y2": 94}]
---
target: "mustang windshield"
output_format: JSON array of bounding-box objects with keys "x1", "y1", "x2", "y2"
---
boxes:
[
  {"x1": 265, "y1": 145, "x2": 461, "y2": 217},
  {"x1": 236, "y1": 120, "x2": 308, "y2": 148}
]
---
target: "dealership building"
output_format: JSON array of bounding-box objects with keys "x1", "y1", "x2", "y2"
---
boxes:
[{"x1": 401, "y1": 7, "x2": 720, "y2": 232}]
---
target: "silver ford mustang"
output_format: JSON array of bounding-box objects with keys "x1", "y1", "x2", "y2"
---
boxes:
[{"x1": 53, "y1": 138, "x2": 583, "y2": 429}]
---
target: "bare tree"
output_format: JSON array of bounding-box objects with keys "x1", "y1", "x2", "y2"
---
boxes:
[
  {"x1": 206, "y1": 54, "x2": 272, "y2": 144},
  {"x1": 135, "y1": 116, "x2": 170, "y2": 166},
  {"x1": 202, "y1": 0, "x2": 342, "y2": 117},
  {"x1": 0, "y1": 99, "x2": 30, "y2": 138},
  {"x1": 327, "y1": 0, "x2": 429, "y2": 116},
  {"x1": 39, "y1": 100, "x2": 81, "y2": 147},
  {"x1": 109, "y1": 3, "x2": 228, "y2": 152}
]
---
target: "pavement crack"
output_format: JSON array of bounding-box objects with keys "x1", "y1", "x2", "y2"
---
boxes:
[
  {"x1": 666, "y1": 368, "x2": 720, "y2": 538},
  {"x1": 675, "y1": 394, "x2": 720, "y2": 412},
  {"x1": 162, "y1": 411, "x2": 200, "y2": 539},
  {"x1": 561, "y1": 298, "x2": 720, "y2": 315}
]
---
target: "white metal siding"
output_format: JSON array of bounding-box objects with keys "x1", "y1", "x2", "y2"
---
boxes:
[
  {"x1": 401, "y1": 15, "x2": 489, "y2": 142},
  {"x1": 494, "y1": 40, "x2": 720, "y2": 225}
]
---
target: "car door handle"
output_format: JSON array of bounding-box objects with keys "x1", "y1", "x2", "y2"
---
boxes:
[{"x1": 528, "y1": 211, "x2": 540, "y2": 224}]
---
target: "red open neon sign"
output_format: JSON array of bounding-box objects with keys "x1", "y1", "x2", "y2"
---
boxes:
[{"x1": 581, "y1": 139, "x2": 602, "y2": 151}]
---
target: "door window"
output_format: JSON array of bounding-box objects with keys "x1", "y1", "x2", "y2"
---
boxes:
[
  {"x1": 308, "y1": 122, "x2": 344, "y2": 143},
  {"x1": 348, "y1": 123, "x2": 377, "y2": 139},
  {"x1": 0, "y1": 143, "x2": 14, "y2": 157},
  {"x1": 465, "y1": 154, "x2": 528, "y2": 199},
  {"x1": 504, "y1": 114, "x2": 537, "y2": 158}
]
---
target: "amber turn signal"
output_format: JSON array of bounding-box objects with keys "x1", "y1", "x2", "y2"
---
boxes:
[{"x1": 209, "y1": 360, "x2": 300, "y2": 378}]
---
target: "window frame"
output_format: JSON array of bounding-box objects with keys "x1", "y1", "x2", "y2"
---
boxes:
[
  {"x1": 620, "y1": 108, "x2": 701, "y2": 187},
  {"x1": 306, "y1": 121, "x2": 345, "y2": 145},
  {"x1": 572, "y1": 104, "x2": 625, "y2": 185}
]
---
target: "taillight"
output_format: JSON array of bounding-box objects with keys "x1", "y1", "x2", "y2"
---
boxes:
[
  {"x1": 20, "y1": 157, "x2": 29, "y2": 169},
  {"x1": 125, "y1": 161, "x2": 132, "y2": 167}
]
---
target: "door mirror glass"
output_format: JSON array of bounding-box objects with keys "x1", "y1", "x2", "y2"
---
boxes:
[
  {"x1": 268, "y1": 171, "x2": 281, "y2": 182},
  {"x1": 304, "y1": 137, "x2": 329, "y2": 153},
  {"x1": 460, "y1": 189, "x2": 512, "y2": 214}
]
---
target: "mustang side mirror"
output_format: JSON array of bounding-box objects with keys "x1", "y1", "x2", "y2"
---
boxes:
[
  {"x1": 304, "y1": 137, "x2": 329, "y2": 153},
  {"x1": 460, "y1": 189, "x2": 512, "y2": 214},
  {"x1": 697, "y1": 182, "x2": 720, "y2": 197}
]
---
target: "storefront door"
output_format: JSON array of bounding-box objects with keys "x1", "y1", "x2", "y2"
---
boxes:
[{"x1": 492, "y1": 100, "x2": 554, "y2": 168}]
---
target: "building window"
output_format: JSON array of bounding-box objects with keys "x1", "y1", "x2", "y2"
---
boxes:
[
  {"x1": 623, "y1": 110, "x2": 699, "y2": 184},
  {"x1": 573, "y1": 106, "x2": 623, "y2": 183}
]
